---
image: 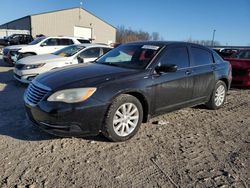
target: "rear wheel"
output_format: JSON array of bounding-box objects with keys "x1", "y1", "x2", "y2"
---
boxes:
[
  {"x1": 206, "y1": 80, "x2": 227, "y2": 110},
  {"x1": 103, "y1": 94, "x2": 143, "y2": 142}
]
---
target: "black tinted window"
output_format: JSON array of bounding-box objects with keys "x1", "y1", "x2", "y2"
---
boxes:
[
  {"x1": 191, "y1": 47, "x2": 213, "y2": 66},
  {"x1": 43, "y1": 38, "x2": 58, "y2": 46},
  {"x1": 77, "y1": 39, "x2": 91, "y2": 44},
  {"x1": 102, "y1": 48, "x2": 112, "y2": 54},
  {"x1": 213, "y1": 51, "x2": 223, "y2": 64},
  {"x1": 160, "y1": 46, "x2": 189, "y2": 69},
  {"x1": 80, "y1": 48, "x2": 100, "y2": 58},
  {"x1": 59, "y1": 39, "x2": 74, "y2": 45}
]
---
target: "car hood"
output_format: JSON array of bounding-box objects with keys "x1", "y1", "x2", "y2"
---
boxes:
[
  {"x1": 35, "y1": 63, "x2": 141, "y2": 90},
  {"x1": 17, "y1": 54, "x2": 69, "y2": 65},
  {"x1": 4, "y1": 45, "x2": 29, "y2": 50}
]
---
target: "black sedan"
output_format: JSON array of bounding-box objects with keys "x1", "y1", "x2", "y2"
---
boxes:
[{"x1": 24, "y1": 41, "x2": 232, "y2": 142}]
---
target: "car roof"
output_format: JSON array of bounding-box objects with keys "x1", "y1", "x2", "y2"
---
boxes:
[
  {"x1": 126, "y1": 41, "x2": 211, "y2": 50},
  {"x1": 45, "y1": 36, "x2": 89, "y2": 40},
  {"x1": 73, "y1": 43, "x2": 112, "y2": 48}
]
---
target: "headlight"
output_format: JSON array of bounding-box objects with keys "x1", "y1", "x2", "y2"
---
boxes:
[
  {"x1": 23, "y1": 63, "x2": 45, "y2": 70},
  {"x1": 47, "y1": 88, "x2": 97, "y2": 103}
]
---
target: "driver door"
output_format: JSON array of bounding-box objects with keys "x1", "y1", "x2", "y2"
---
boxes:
[
  {"x1": 38, "y1": 38, "x2": 60, "y2": 54},
  {"x1": 153, "y1": 45, "x2": 194, "y2": 114}
]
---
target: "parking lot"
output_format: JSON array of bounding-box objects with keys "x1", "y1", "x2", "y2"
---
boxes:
[{"x1": 0, "y1": 56, "x2": 249, "y2": 187}]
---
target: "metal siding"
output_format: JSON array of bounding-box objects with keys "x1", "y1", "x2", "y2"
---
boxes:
[
  {"x1": 0, "y1": 17, "x2": 31, "y2": 31},
  {"x1": 31, "y1": 8, "x2": 116, "y2": 43}
]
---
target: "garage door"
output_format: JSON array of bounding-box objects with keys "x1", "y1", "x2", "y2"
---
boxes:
[{"x1": 74, "y1": 26, "x2": 92, "y2": 39}]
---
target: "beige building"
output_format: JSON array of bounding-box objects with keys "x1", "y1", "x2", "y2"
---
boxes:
[{"x1": 0, "y1": 7, "x2": 116, "y2": 44}]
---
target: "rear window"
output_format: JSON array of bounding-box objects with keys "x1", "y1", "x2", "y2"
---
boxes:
[
  {"x1": 191, "y1": 47, "x2": 213, "y2": 66},
  {"x1": 77, "y1": 39, "x2": 91, "y2": 44}
]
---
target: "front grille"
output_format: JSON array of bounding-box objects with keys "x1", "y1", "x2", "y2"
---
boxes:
[
  {"x1": 25, "y1": 82, "x2": 50, "y2": 106},
  {"x1": 3, "y1": 48, "x2": 9, "y2": 55},
  {"x1": 15, "y1": 64, "x2": 25, "y2": 70},
  {"x1": 232, "y1": 69, "x2": 246, "y2": 77}
]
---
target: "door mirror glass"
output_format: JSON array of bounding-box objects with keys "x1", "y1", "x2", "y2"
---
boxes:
[
  {"x1": 155, "y1": 64, "x2": 177, "y2": 74},
  {"x1": 40, "y1": 43, "x2": 47, "y2": 47}
]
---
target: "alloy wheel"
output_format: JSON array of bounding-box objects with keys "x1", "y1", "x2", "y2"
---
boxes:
[{"x1": 113, "y1": 103, "x2": 139, "y2": 137}]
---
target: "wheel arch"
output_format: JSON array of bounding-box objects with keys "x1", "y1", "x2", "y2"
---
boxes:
[{"x1": 124, "y1": 91, "x2": 150, "y2": 123}]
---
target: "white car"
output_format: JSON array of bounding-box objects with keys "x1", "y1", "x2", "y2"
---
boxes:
[
  {"x1": 14, "y1": 44, "x2": 112, "y2": 83},
  {"x1": 3, "y1": 36, "x2": 90, "y2": 65}
]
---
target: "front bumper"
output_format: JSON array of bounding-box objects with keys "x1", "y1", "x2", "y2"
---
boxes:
[
  {"x1": 25, "y1": 98, "x2": 109, "y2": 137},
  {"x1": 14, "y1": 68, "x2": 38, "y2": 84}
]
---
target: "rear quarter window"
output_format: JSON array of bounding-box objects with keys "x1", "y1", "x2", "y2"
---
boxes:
[{"x1": 191, "y1": 47, "x2": 213, "y2": 66}]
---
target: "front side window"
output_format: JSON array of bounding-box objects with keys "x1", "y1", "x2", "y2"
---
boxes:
[
  {"x1": 79, "y1": 48, "x2": 101, "y2": 58},
  {"x1": 191, "y1": 47, "x2": 213, "y2": 66},
  {"x1": 53, "y1": 45, "x2": 85, "y2": 57},
  {"x1": 96, "y1": 44, "x2": 162, "y2": 69},
  {"x1": 159, "y1": 46, "x2": 189, "y2": 69},
  {"x1": 29, "y1": 37, "x2": 45, "y2": 45},
  {"x1": 41, "y1": 38, "x2": 58, "y2": 46}
]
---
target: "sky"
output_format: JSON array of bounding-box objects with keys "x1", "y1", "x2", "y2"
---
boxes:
[{"x1": 0, "y1": 0, "x2": 249, "y2": 46}]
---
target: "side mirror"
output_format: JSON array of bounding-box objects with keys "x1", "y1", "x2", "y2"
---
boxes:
[
  {"x1": 77, "y1": 56, "x2": 84, "y2": 63},
  {"x1": 155, "y1": 64, "x2": 177, "y2": 74},
  {"x1": 40, "y1": 43, "x2": 47, "y2": 47}
]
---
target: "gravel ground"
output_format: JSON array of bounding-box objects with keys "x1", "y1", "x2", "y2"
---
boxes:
[{"x1": 0, "y1": 56, "x2": 249, "y2": 188}]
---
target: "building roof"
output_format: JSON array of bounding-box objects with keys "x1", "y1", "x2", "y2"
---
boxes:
[{"x1": 0, "y1": 7, "x2": 116, "y2": 29}]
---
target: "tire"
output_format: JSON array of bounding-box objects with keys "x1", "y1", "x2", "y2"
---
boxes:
[
  {"x1": 206, "y1": 80, "x2": 227, "y2": 110},
  {"x1": 102, "y1": 94, "x2": 143, "y2": 142}
]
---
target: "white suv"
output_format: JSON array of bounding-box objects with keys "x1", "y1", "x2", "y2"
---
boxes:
[
  {"x1": 3, "y1": 36, "x2": 90, "y2": 65},
  {"x1": 14, "y1": 44, "x2": 112, "y2": 83}
]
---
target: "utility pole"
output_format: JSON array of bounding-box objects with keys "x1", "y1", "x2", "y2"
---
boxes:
[{"x1": 211, "y1": 29, "x2": 216, "y2": 47}]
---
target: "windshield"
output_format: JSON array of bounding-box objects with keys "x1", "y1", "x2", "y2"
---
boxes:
[
  {"x1": 96, "y1": 44, "x2": 161, "y2": 69},
  {"x1": 53, "y1": 45, "x2": 85, "y2": 57},
  {"x1": 29, "y1": 37, "x2": 45, "y2": 45},
  {"x1": 6, "y1": 34, "x2": 16, "y2": 40},
  {"x1": 231, "y1": 50, "x2": 250, "y2": 59}
]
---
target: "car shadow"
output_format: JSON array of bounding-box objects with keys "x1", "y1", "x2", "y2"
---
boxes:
[{"x1": 0, "y1": 59, "x2": 109, "y2": 142}]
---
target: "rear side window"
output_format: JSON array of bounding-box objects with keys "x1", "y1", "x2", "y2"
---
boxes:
[
  {"x1": 160, "y1": 46, "x2": 189, "y2": 69},
  {"x1": 102, "y1": 48, "x2": 112, "y2": 54},
  {"x1": 213, "y1": 51, "x2": 224, "y2": 64},
  {"x1": 79, "y1": 48, "x2": 101, "y2": 58},
  {"x1": 191, "y1": 47, "x2": 213, "y2": 66},
  {"x1": 77, "y1": 39, "x2": 91, "y2": 44},
  {"x1": 58, "y1": 39, "x2": 74, "y2": 45}
]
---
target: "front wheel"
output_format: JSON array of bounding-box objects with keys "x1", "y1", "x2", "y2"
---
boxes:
[
  {"x1": 102, "y1": 94, "x2": 143, "y2": 142},
  {"x1": 206, "y1": 80, "x2": 227, "y2": 110}
]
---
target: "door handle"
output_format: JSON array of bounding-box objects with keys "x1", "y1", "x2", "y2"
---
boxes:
[{"x1": 185, "y1": 70, "x2": 192, "y2": 75}]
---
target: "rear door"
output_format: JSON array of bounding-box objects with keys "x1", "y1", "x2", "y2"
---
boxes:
[
  {"x1": 189, "y1": 46, "x2": 215, "y2": 100},
  {"x1": 153, "y1": 45, "x2": 194, "y2": 114}
]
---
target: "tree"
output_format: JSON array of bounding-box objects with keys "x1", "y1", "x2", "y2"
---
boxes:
[{"x1": 116, "y1": 26, "x2": 162, "y2": 43}]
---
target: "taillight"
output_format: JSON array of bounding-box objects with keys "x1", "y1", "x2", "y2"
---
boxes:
[{"x1": 229, "y1": 63, "x2": 232, "y2": 80}]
